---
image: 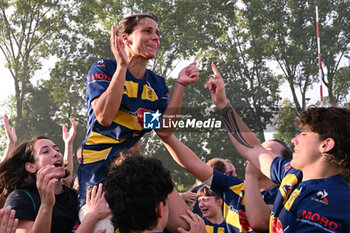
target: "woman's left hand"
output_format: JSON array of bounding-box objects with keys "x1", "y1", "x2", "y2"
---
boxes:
[
  {"x1": 62, "y1": 118, "x2": 76, "y2": 146},
  {"x1": 177, "y1": 62, "x2": 199, "y2": 85},
  {"x1": 0, "y1": 206, "x2": 18, "y2": 233}
]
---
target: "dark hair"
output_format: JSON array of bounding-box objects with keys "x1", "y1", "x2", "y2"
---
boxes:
[
  {"x1": 297, "y1": 106, "x2": 350, "y2": 174},
  {"x1": 271, "y1": 139, "x2": 293, "y2": 160},
  {"x1": 206, "y1": 158, "x2": 226, "y2": 173},
  {"x1": 107, "y1": 150, "x2": 142, "y2": 173},
  {"x1": 104, "y1": 154, "x2": 174, "y2": 233},
  {"x1": 117, "y1": 13, "x2": 158, "y2": 36},
  {"x1": 0, "y1": 136, "x2": 50, "y2": 197}
]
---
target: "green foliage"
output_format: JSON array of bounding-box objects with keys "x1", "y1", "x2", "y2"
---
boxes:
[
  {"x1": 317, "y1": 0, "x2": 350, "y2": 106},
  {"x1": 2, "y1": 0, "x2": 349, "y2": 188},
  {"x1": 0, "y1": 0, "x2": 76, "y2": 126},
  {"x1": 333, "y1": 66, "x2": 350, "y2": 105},
  {"x1": 273, "y1": 99, "x2": 298, "y2": 149}
]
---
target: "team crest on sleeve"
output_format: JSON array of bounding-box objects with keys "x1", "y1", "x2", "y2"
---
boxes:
[
  {"x1": 284, "y1": 164, "x2": 292, "y2": 172},
  {"x1": 96, "y1": 59, "x2": 106, "y2": 67}
]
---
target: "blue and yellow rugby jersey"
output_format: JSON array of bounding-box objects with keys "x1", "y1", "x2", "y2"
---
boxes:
[
  {"x1": 261, "y1": 186, "x2": 278, "y2": 206},
  {"x1": 269, "y1": 157, "x2": 350, "y2": 233},
  {"x1": 78, "y1": 59, "x2": 169, "y2": 206},
  {"x1": 210, "y1": 169, "x2": 250, "y2": 233},
  {"x1": 203, "y1": 217, "x2": 227, "y2": 233},
  {"x1": 211, "y1": 170, "x2": 279, "y2": 233}
]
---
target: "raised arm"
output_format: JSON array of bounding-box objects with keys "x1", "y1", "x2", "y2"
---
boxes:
[
  {"x1": 244, "y1": 162, "x2": 272, "y2": 232},
  {"x1": 2, "y1": 114, "x2": 17, "y2": 161},
  {"x1": 156, "y1": 62, "x2": 199, "y2": 139},
  {"x1": 159, "y1": 134, "x2": 213, "y2": 182},
  {"x1": 204, "y1": 64, "x2": 275, "y2": 178},
  {"x1": 62, "y1": 118, "x2": 77, "y2": 186},
  {"x1": 92, "y1": 26, "x2": 129, "y2": 126}
]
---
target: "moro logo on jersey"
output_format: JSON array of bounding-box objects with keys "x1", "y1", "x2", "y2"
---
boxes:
[
  {"x1": 88, "y1": 73, "x2": 111, "y2": 82},
  {"x1": 301, "y1": 210, "x2": 338, "y2": 230}
]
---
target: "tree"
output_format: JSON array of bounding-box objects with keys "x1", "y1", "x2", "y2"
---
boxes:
[
  {"x1": 0, "y1": 0, "x2": 75, "y2": 126},
  {"x1": 273, "y1": 99, "x2": 298, "y2": 149},
  {"x1": 332, "y1": 66, "x2": 350, "y2": 104},
  {"x1": 252, "y1": 0, "x2": 350, "y2": 110},
  {"x1": 317, "y1": 0, "x2": 350, "y2": 106},
  {"x1": 252, "y1": 0, "x2": 320, "y2": 111}
]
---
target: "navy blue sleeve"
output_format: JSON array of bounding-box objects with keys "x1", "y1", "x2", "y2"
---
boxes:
[
  {"x1": 211, "y1": 169, "x2": 244, "y2": 198},
  {"x1": 86, "y1": 59, "x2": 116, "y2": 106},
  {"x1": 262, "y1": 186, "x2": 278, "y2": 205},
  {"x1": 270, "y1": 157, "x2": 296, "y2": 185}
]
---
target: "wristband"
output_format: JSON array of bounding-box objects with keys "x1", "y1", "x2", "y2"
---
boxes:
[
  {"x1": 175, "y1": 80, "x2": 186, "y2": 87},
  {"x1": 220, "y1": 102, "x2": 231, "y2": 112}
]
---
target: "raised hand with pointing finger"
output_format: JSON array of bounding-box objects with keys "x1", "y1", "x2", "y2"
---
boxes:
[{"x1": 204, "y1": 64, "x2": 228, "y2": 110}]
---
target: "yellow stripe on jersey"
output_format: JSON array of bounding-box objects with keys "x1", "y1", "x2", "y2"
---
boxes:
[
  {"x1": 205, "y1": 225, "x2": 214, "y2": 233},
  {"x1": 285, "y1": 188, "x2": 300, "y2": 211},
  {"x1": 279, "y1": 173, "x2": 299, "y2": 205},
  {"x1": 123, "y1": 81, "x2": 138, "y2": 98},
  {"x1": 223, "y1": 203, "x2": 241, "y2": 232},
  {"x1": 85, "y1": 131, "x2": 125, "y2": 145},
  {"x1": 217, "y1": 226, "x2": 225, "y2": 233},
  {"x1": 205, "y1": 225, "x2": 225, "y2": 233},
  {"x1": 230, "y1": 183, "x2": 245, "y2": 198},
  {"x1": 112, "y1": 110, "x2": 142, "y2": 131},
  {"x1": 141, "y1": 84, "x2": 158, "y2": 101},
  {"x1": 269, "y1": 216, "x2": 274, "y2": 233},
  {"x1": 82, "y1": 147, "x2": 111, "y2": 164},
  {"x1": 223, "y1": 202, "x2": 249, "y2": 233}
]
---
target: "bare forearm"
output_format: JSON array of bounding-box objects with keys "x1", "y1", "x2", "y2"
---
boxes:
[
  {"x1": 29, "y1": 204, "x2": 53, "y2": 233},
  {"x1": 161, "y1": 135, "x2": 212, "y2": 182},
  {"x1": 220, "y1": 103, "x2": 274, "y2": 177},
  {"x1": 167, "y1": 188, "x2": 191, "y2": 233},
  {"x1": 75, "y1": 213, "x2": 100, "y2": 233},
  {"x1": 244, "y1": 175, "x2": 271, "y2": 231},
  {"x1": 63, "y1": 142, "x2": 73, "y2": 186},
  {"x1": 156, "y1": 82, "x2": 186, "y2": 138},
  {"x1": 93, "y1": 66, "x2": 127, "y2": 126},
  {"x1": 2, "y1": 142, "x2": 15, "y2": 161}
]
